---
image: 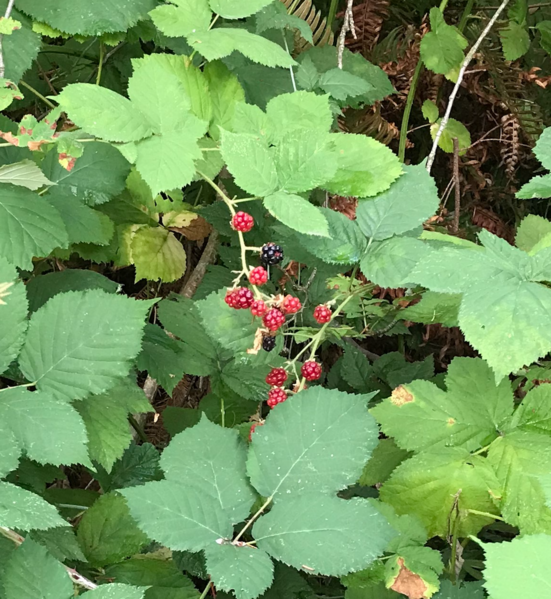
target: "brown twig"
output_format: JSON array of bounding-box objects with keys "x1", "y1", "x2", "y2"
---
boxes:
[
  {"x1": 452, "y1": 137, "x2": 461, "y2": 234},
  {"x1": 179, "y1": 230, "x2": 219, "y2": 298},
  {"x1": 337, "y1": 0, "x2": 357, "y2": 69}
]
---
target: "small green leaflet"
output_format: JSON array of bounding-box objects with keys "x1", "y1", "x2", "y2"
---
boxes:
[
  {"x1": 517, "y1": 127, "x2": 551, "y2": 198},
  {"x1": 483, "y1": 534, "x2": 551, "y2": 599},
  {"x1": 317, "y1": 69, "x2": 372, "y2": 101},
  {"x1": 264, "y1": 192, "x2": 329, "y2": 237},
  {"x1": 422, "y1": 100, "x2": 439, "y2": 124},
  {"x1": 515, "y1": 214, "x2": 551, "y2": 252},
  {"x1": 253, "y1": 494, "x2": 394, "y2": 576},
  {"x1": 420, "y1": 8, "x2": 467, "y2": 75},
  {"x1": 399, "y1": 291, "x2": 461, "y2": 327},
  {"x1": 500, "y1": 21, "x2": 530, "y2": 61},
  {"x1": 209, "y1": 0, "x2": 273, "y2": 19},
  {"x1": 160, "y1": 416, "x2": 256, "y2": 524},
  {"x1": 150, "y1": 0, "x2": 212, "y2": 38},
  {"x1": 77, "y1": 492, "x2": 149, "y2": 566},
  {"x1": 19, "y1": 290, "x2": 151, "y2": 401},
  {"x1": 205, "y1": 544, "x2": 274, "y2": 599},
  {"x1": 247, "y1": 387, "x2": 379, "y2": 498},
  {"x1": 204, "y1": 60, "x2": 245, "y2": 140},
  {"x1": 0, "y1": 482, "x2": 66, "y2": 531},
  {"x1": 0, "y1": 159, "x2": 52, "y2": 190},
  {"x1": 81, "y1": 584, "x2": 146, "y2": 599},
  {"x1": 130, "y1": 226, "x2": 187, "y2": 283},
  {"x1": 0, "y1": 423, "x2": 19, "y2": 478},
  {"x1": 430, "y1": 118, "x2": 471, "y2": 154},
  {"x1": 2, "y1": 539, "x2": 73, "y2": 599},
  {"x1": 0, "y1": 258, "x2": 28, "y2": 375},
  {"x1": 256, "y1": 1, "x2": 313, "y2": 44}
]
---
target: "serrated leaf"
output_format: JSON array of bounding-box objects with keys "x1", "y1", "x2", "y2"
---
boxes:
[
  {"x1": 0, "y1": 387, "x2": 90, "y2": 466},
  {"x1": 81, "y1": 585, "x2": 146, "y2": 599},
  {"x1": 324, "y1": 133, "x2": 402, "y2": 198},
  {"x1": 209, "y1": 0, "x2": 272, "y2": 18},
  {"x1": 483, "y1": 534, "x2": 551, "y2": 599},
  {"x1": 318, "y1": 68, "x2": 372, "y2": 101},
  {"x1": 434, "y1": 580, "x2": 484, "y2": 599},
  {"x1": 266, "y1": 91, "x2": 332, "y2": 143},
  {"x1": 99, "y1": 442, "x2": 161, "y2": 492},
  {"x1": 0, "y1": 5, "x2": 40, "y2": 83},
  {"x1": 2, "y1": 539, "x2": 73, "y2": 599},
  {"x1": 340, "y1": 344, "x2": 377, "y2": 394},
  {"x1": 264, "y1": 191, "x2": 329, "y2": 237},
  {"x1": 150, "y1": 0, "x2": 212, "y2": 38},
  {"x1": 356, "y1": 165, "x2": 438, "y2": 240},
  {"x1": 420, "y1": 8, "x2": 467, "y2": 75},
  {"x1": 57, "y1": 84, "x2": 152, "y2": 143},
  {"x1": 296, "y1": 56, "x2": 320, "y2": 91},
  {"x1": 430, "y1": 118, "x2": 471, "y2": 154},
  {"x1": 220, "y1": 130, "x2": 277, "y2": 196},
  {"x1": 121, "y1": 480, "x2": 233, "y2": 551},
  {"x1": 0, "y1": 482, "x2": 66, "y2": 531},
  {"x1": 380, "y1": 449, "x2": 501, "y2": 537},
  {"x1": 247, "y1": 388, "x2": 379, "y2": 498},
  {"x1": 130, "y1": 226, "x2": 187, "y2": 283},
  {"x1": 0, "y1": 184, "x2": 69, "y2": 269},
  {"x1": 19, "y1": 290, "x2": 150, "y2": 401},
  {"x1": 205, "y1": 544, "x2": 274, "y2": 599},
  {"x1": 29, "y1": 526, "x2": 86, "y2": 563},
  {"x1": 516, "y1": 214, "x2": 551, "y2": 252},
  {"x1": 372, "y1": 357, "x2": 513, "y2": 452},
  {"x1": 204, "y1": 60, "x2": 245, "y2": 140},
  {"x1": 532, "y1": 126, "x2": 551, "y2": 169},
  {"x1": 0, "y1": 422, "x2": 20, "y2": 478},
  {"x1": 161, "y1": 416, "x2": 256, "y2": 523},
  {"x1": 256, "y1": 2, "x2": 313, "y2": 44},
  {"x1": 233, "y1": 102, "x2": 270, "y2": 138},
  {"x1": 516, "y1": 174, "x2": 551, "y2": 199},
  {"x1": 16, "y1": 0, "x2": 156, "y2": 35},
  {"x1": 254, "y1": 494, "x2": 393, "y2": 576},
  {"x1": 0, "y1": 258, "x2": 27, "y2": 375},
  {"x1": 359, "y1": 438, "x2": 411, "y2": 487},
  {"x1": 422, "y1": 100, "x2": 439, "y2": 124},
  {"x1": 500, "y1": 20, "x2": 530, "y2": 61},
  {"x1": 77, "y1": 493, "x2": 149, "y2": 566},
  {"x1": 188, "y1": 28, "x2": 295, "y2": 68},
  {"x1": 0, "y1": 159, "x2": 51, "y2": 190},
  {"x1": 399, "y1": 291, "x2": 461, "y2": 327}
]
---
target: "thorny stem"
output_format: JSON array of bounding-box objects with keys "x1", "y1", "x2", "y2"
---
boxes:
[
  {"x1": 19, "y1": 80, "x2": 57, "y2": 109},
  {"x1": 0, "y1": 527, "x2": 98, "y2": 590},
  {"x1": 426, "y1": 0, "x2": 511, "y2": 173}
]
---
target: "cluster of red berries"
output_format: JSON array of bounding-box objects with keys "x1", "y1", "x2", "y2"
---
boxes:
[
  {"x1": 313, "y1": 304, "x2": 332, "y2": 324},
  {"x1": 266, "y1": 368, "x2": 289, "y2": 408}
]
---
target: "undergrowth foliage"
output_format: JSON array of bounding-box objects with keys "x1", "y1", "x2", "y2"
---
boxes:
[{"x1": 1, "y1": 0, "x2": 551, "y2": 598}]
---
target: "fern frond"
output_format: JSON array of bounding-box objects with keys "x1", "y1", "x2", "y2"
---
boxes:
[
  {"x1": 281, "y1": 0, "x2": 334, "y2": 51},
  {"x1": 342, "y1": 0, "x2": 390, "y2": 57}
]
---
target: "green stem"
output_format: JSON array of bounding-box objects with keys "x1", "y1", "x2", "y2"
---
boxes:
[
  {"x1": 449, "y1": 512, "x2": 461, "y2": 583},
  {"x1": 96, "y1": 41, "x2": 104, "y2": 85},
  {"x1": 398, "y1": 0, "x2": 451, "y2": 162},
  {"x1": 233, "y1": 495, "x2": 273, "y2": 543},
  {"x1": 459, "y1": 0, "x2": 476, "y2": 32},
  {"x1": 327, "y1": 0, "x2": 340, "y2": 30},
  {"x1": 467, "y1": 509, "x2": 505, "y2": 521},
  {"x1": 220, "y1": 394, "x2": 225, "y2": 428},
  {"x1": 128, "y1": 415, "x2": 148, "y2": 443},
  {"x1": 198, "y1": 581, "x2": 212, "y2": 599},
  {"x1": 19, "y1": 80, "x2": 56, "y2": 109}
]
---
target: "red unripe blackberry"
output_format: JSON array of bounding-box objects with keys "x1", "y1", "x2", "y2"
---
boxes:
[
  {"x1": 224, "y1": 289, "x2": 239, "y2": 309},
  {"x1": 250, "y1": 300, "x2": 268, "y2": 317},
  {"x1": 313, "y1": 304, "x2": 332, "y2": 324},
  {"x1": 282, "y1": 295, "x2": 301, "y2": 314},
  {"x1": 262, "y1": 335, "x2": 276, "y2": 352},
  {"x1": 234, "y1": 287, "x2": 254, "y2": 309},
  {"x1": 232, "y1": 211, "x2": 254, "y2": 232},
  {"x1": 267, "y1": 387, "x2": 287, "y2": 408},
  {"x1": 249, "y1": 422, "x2": 263, "y2": 440},
  {"x1": 249, "y1": 266, "x2": 268, "y2": 286},
  {"x1": 301, "y1": 360, "x2": 322, "y2": 381},
  {"x1": 265, "y1": 367, "x2": 288, "y2": 386},
  {"x1": 263, "y1": 308, "x2": 286, "y2": 331}
]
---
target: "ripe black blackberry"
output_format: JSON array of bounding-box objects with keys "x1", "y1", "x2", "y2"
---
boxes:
[
  {"x1": 262, "y1": 335, "x2": 276, "y2": 352},
  {"x1": 260, "y1": 243, "x2": 284, "y2": 266}
]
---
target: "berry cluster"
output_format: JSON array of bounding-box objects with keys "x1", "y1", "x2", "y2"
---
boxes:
[{"x1": 224, "y1": 287, "x2": 254, "y2": 309}]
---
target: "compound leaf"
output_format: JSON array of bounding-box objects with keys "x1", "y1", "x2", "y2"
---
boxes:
[{"x1": 0, "y1": 482, "x2": 66, "y2": 531}]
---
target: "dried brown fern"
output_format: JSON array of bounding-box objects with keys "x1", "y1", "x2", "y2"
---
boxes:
[
  {"x1": 342, "y1": 0, "x2": 390, "y2": 57},
  {"x1": 281, "y1": 0, "x2": 334, "y2": 52},
  {"x1": 500, "y1": 114, "x2": 520, "y2": 179},
  {"x1": 340, "y1": 104, "x2": 406, "y2": 147}
]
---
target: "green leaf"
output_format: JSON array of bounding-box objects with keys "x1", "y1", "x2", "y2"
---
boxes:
[
  {"x1": 0, "y1": 387, "x2": 90, "y2": 466},
  {"x1": 17, "y1": 0, "x2": 156, "y2": 35},
  {"x1": 274, "y1": 131, "x2": 336, "y2": 194},
  {"x1": 373, "y1": 353, "x2": 434, "y2": 390},
  {"x1": 0, "y1": 184, "x2": 69, "y2": 270},
  {"x1": 0, "y1": 159, "x2": 51, "y2": 191},
  {"x1": 25, "y1": 269, "x2": 118, "y2": 312},
  {"x1": 264, "y1": 191, "x2": 329, "y2": 237},
  {"x1": 77, "y1": 493, "x2": 149, "y2": 566},
  {"x1": 220, "y1": 130, "x2": 277, "y2": 196},
  {"x1": 434, "y1": 581, "x2": 484, "y2": 599},
  {"x1": 0, "y1": 257, "x2": 28, "y2": 375},
  {"x1": 197, "y1": 289, "x2": 258, "y2": 353},
  {"x1": 0, "y1": 423, "x2": 20, "y2": 478},
  {"x1": 121, "y1": 480, "x2": 233, "y2": 551},
  {"x1": 318, "y1": 69, "x2": 372, "y2": 101},
  {"x1": 500, "y1": 21, "x2": 530, "y2": 61},
  {"x1": 42, "y1": 141, "x2": 131, "y2": 206},
  {"x1": 324, "y1": 133, "x2": 402, "y2": 198},
  {"x1": 340, "y1": 345, "x2": 377, "y2": 394},
  {"x1": 2, "y1": 539, "x2": 73, "y2": 599},
  {"x1": 161, "y1": 416, "x2": 256, "y2": 523},
  {"x1": 254, "y1": 494, "x2": 393, "y2": 576},
  {"x1": 82, "y1": 585, "x2": 147, "y2": 599},
  {"x1": 150, "y1": 0, "x2": 212, "y2": 38},
  {"x1": 296, "y1": 56, "x2": 320, "y2": 91},
  {"x1": 256, "y1": 2, "x2": 313, "y2": 44},
  {"x1": 399, "y1": 291, "x2": 461, "y2": 327},
  {"x1": 188, "y1": 29, "x2": 295, "y2": 68},
  {"x1": 57, "y1": 84, "x2": 153, "y2": 143},
  {"x1": 298, "y1": 208, "x2": 367, "y2": 265},
  {"x1": 209, "y1": 0, "x2": 272, "y2": 18},
  {"x1": 99, "y1": 442, "x2": 161, "y2": 492},
  {"x1": 19, "y1": 290, "x2": 150, "y2": 401},
  {"x1": 130, "y1": 226, "x2": 187, "y2": 283},
  {"x1": 483, "y1": 534, "x2": 551, "y2": 599},
  {"x1": 372, "y1": 357, "x2": 513, "y2": 452},
  {"x1": 204, "y1": 60, "x2": 245, "y2": 140},
  {"x1": 517, "y1": 174, "x2": 551, "y2": 199},
  {"x1": 261, "y1": 563, "x2": 316, "y2": 599},
  {"x1": 356, "y1": 165, "x2": 438, "y2": 240},
  {"x1": 233, "y1": 102, "x2": 270, "y2": 138},
  {"x1": 265, "y1": 91, "x2": 333, "y2": 143},
  {"x1": 430, "y1": 118, "x2": 471, "y2": 154},
  {"x1": 29, "y1": 526, "x2": 86, "y2": 563},
  {"x1": 420, "y1": 8, "x2": 467, "y2": 75},
  {"x1": 422, "y1": 100, "x2": 439, "y2": 124},
  {"x1": 487, "y1": 431, "x2": 551, "y2": 534},
  {"x1": 46, "y1": 193, "x2": 114, "y2": 246},
  {"x1": 0, "y1": 5, "x2": 40, "y2": 82},
  {"x1": 135, "y1": 129, "x2": 204, "y2": 195},
  {"x1": 380, "y1": 448, "x2": 501, "y2": 537},
  {"x1": 205, "y1": 544, "x2": 274, "y2": 599},
  {"x1": 537, "y1": 21, "x2": 551, "y2": 55},
  {"x1": 0, "y1": 482, "x2": 66, "y2": 531},
  {"x1": 247, "y1": 388, "x2": 379, "y2": 498},
  {"x1": 516, "y1": 214, "x2": 551, "y2": 252},
  {"x1": 359, "y1": 438, "x2": 411, "y2": 487}
]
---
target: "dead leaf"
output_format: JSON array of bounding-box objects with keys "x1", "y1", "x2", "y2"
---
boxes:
[
  {"x1": 390, "y1": 558, "x2": 429, "y2": 599},
  {"x1": 169, "y1": 214, "x2": 212, "y2": 241}
]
